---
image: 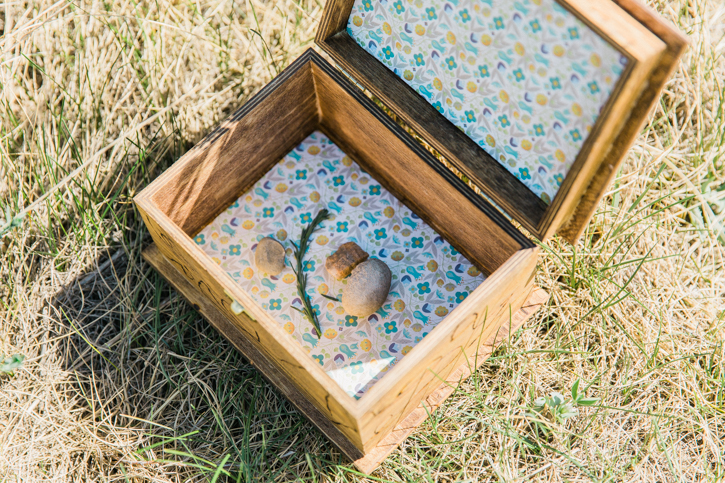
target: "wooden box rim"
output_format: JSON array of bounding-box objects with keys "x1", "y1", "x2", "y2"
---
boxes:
[
  {"x1": 315, "y1": 0, "x2": 688, "y2": 243},
  {"x1": 134, "y1": 48, "x2": 536, "y2": 420}
]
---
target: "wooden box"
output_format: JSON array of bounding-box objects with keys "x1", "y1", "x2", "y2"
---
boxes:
[{"x1": 135, "y1": 0, "x2": 685, "y2": 472}]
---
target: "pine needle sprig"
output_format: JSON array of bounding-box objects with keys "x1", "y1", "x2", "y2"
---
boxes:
[{"x1": 290, "y1": 209, "x2": 331, "y2": 338}]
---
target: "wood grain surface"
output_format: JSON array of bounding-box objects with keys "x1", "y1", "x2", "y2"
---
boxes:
[
  {"x1": 355, "y1": 248, "x2": 539, "y2": 451},
  {"x1": 353, "y1": 285, "x2": 549, "y2": 473},
  {"x1": 142, "y1": 243, "x2": 549, "y2": 473},
  {"x1": 146, "y1": 56, "x2": 319, "y2": 236},
  {"x1": 134, "y1": 48, "x2": 542, "y2": 455}
]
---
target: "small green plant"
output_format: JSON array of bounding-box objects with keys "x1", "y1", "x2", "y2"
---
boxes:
[
  {"x1": 0, "y1": 353, "x2": 25, "y2": 374},
  {"x1": 527, "y1": 379, "x2": 599, "y2": 436},
  {"x1": 290, "y1": 209, "x2": 331, "y2": 338},
  {"x1": 530, "y1": 392, "x2": 579, "y2": 423},
  {"x1": 0, "y1": 205, "x2": 26, "y2": 238}
]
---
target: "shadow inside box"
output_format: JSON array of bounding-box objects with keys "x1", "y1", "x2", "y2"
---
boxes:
[{"x1": 52, "y1": 244, "x2": 349, "y2": 479}]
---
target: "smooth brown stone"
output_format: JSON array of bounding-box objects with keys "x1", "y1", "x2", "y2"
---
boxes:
[
  {"x1": 325, "y1": 241, "x2": 369, "y2": 280},
  {"x1": 342, "y1": 259, "x2": 391, "y2": 318},
  {"x1": 254, "y1": 237, "x2": 286, "y2": 276}
]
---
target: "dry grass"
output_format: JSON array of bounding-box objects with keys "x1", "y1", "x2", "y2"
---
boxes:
[{"x1": 0, "y1": 0, "x2": 723, "y2": 481}]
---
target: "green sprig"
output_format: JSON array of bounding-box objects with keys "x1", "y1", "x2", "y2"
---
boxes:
[{"x1": 290, "y1": 209, "x2": 331, "y2": 338}]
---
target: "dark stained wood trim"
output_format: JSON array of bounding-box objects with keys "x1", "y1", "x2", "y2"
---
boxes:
[
  {"x1": 315, "y1": 0, "x2": 356, "y2": 46},
  {"x1": 308, "y1": 49, "x2": 535, "y2": 248},
  {"x1": 304, "y1": 50, "x2": 535, "y2": 253}
]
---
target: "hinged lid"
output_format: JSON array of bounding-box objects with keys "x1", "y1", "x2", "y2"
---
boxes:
[{"x1": 315, "y1": 0, "x2": 687, "y2": 243}]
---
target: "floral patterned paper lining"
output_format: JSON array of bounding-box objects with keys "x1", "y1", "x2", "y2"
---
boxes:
[
  {"x1": 347, "y1": 0, "x2": 627, "y2": 203},
  {"x1": 195, "y1": 132, "x2": 485, "y2": 399}
]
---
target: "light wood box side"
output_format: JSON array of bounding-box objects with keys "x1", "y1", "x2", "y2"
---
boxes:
[
  {"x1": 538, "y1": 0, "x2": 668, "y2": 239},
  {"x1": 559, "y1": 0, "x2": 688, "y2": 241},
  {"x1": 134, "y1": 201, "x2": 365, "y2": 447},
  {"x1": 356, "y1": 247, "x2": 538, "y2": 451},
  {"x1": 146, "y1": 61, "x2": 320, "y2": 236}
]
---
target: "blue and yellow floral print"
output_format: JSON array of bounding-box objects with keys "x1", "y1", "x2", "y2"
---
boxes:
[
  {"x1": 347, "y1": 0, "x2": 626, "y2": 204},
  {"x1": 194, "y1": 132, "x2": 484, "y2": 399}
]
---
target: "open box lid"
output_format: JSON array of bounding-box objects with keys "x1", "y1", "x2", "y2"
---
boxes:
[{"x1": 315, "y1": 0, "x2": 687, "y2": 243}]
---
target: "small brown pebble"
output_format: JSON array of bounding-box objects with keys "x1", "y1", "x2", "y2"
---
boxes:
[
  {"x1": 342, "y1": 259, "x2": 392, "y2": 317},
  {"x1": 325, "y1": 242, "x2": 369, "y2": 280},
  {"x1": 255, "y1": 237, "x2": 286, "y2": 276}
]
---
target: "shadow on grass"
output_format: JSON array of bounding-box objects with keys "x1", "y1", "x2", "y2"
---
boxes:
[
  {"x1": 53, "y1": 240, "x2": 354, "y2": 481},
  {"x1": 43, "y1": 120, "x2": 357, "y2": 480}
]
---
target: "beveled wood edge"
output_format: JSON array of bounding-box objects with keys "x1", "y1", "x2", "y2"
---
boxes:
[
  {"x1": 536, "y1": 14, "x2": 669, "y2": 239},
  {"x1": 353, "y1": 285, "x2": 549, "y2": 474},
  {"x1": 315, "y1": 0, "x2": 688, "y2": 244},
  {"x1": 134, "y1": 50, "x2": 320, "y2": 208},
  {"x1": 558, "y1": 0, "x2": 689, "y2": 243},
  {"x1": 142, "y1": 243, "x2": 549, "y2": 473},
  {"x1": 354, "y1": 246, "x2": 538, "y2": 413}
]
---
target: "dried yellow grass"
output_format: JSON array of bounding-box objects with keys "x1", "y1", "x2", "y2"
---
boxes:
[{"x1": 0, "y1": 0, "x2": 723, "y2": 481}]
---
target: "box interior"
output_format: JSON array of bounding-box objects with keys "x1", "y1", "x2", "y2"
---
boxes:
[
  {"x1": 193, "y1": 130, "x2": 487, "y2": 398},
  {"x1": 147, "y1": 55, "x2": 532, "y2": 402}
]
